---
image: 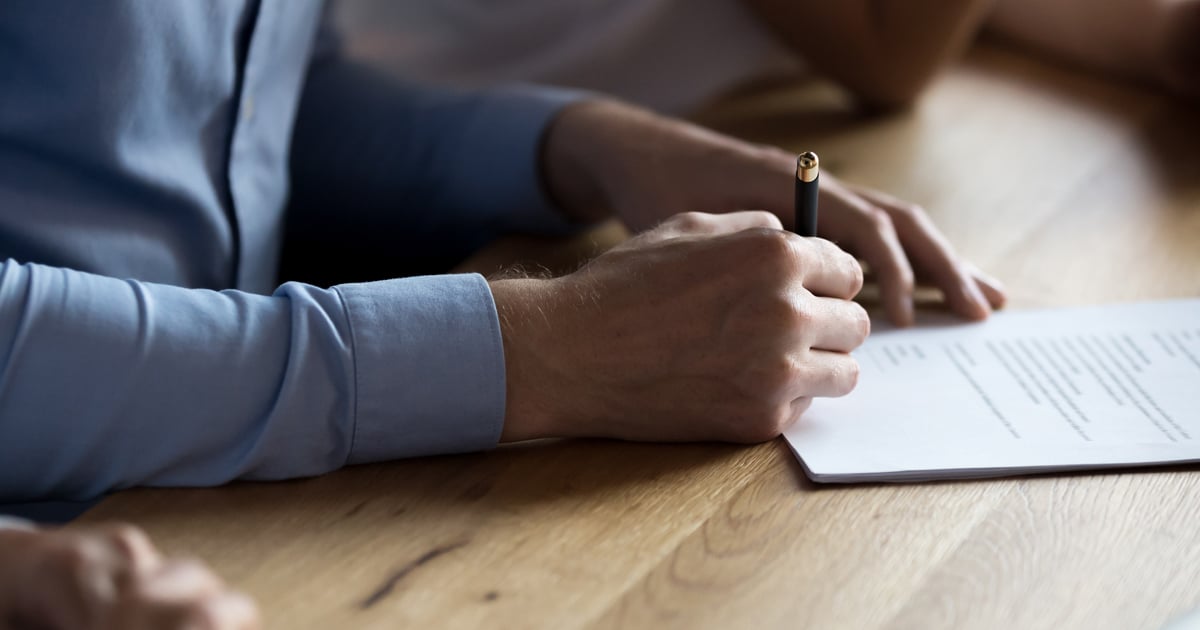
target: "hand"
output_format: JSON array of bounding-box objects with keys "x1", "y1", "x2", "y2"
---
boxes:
[
  {"x1": 491, "y1": 211, "x2": 869, "y2": 443},
  {"x1": 0, "y1": 523, "x2": 259, "y2": 630},
  {"x1": 541, "y1": 99, "x2": 1006, "y2": 326},
  {"x1": 816, "y1": 174, "x2": 1007, "y2": 326}
]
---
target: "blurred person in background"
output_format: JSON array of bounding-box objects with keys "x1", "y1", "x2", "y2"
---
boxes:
[{"x1": 336, "y1": 0, "x2": 1200, "y2": 113}]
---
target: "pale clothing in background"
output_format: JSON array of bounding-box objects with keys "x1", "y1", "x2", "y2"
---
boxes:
[{"x1": 335, "y1": 0, "x2": 805, "y2": 114}]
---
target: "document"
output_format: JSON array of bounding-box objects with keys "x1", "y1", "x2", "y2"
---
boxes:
[{"x1": 783, "y1": 299, "x2": 1200, "y2": 482}]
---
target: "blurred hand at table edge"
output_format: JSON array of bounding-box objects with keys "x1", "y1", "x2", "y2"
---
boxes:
[{"x1": 0, "y1": 522, "x2": 260, "y2": 630}]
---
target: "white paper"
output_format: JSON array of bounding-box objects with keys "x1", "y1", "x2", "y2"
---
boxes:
[{"x1": 783, "y1": 299, "x2": 1200, "y2": 482}]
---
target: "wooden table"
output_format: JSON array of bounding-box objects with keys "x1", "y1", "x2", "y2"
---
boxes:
[{"x1": 79, "y1": 43, "x2": 1200, "y2": 629}]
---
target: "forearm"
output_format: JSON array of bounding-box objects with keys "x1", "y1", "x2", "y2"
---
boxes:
[
  {"x1": 741, "y1": 0, "x2": 995, "y2": 107},
  {"x1": 986, "y1": 0, "x2": 1154, "y2": 77},
  {"x1": 539, "y1": 99, "x2": 785, "y2": 230},
  {"x1": 0, "y1": 261, "x2": 505, "y2": 502},
  {"x1": 290, "y1": 56, "x2": 587, "y2": 246}
]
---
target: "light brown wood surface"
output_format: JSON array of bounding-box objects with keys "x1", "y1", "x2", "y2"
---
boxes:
[{"x1": 78, "y1": 43, "x2": 1200, "y2": 630}]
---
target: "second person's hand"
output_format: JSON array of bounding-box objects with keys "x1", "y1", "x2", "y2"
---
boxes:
[
  {"x1": 541, "y1": 98, "x2": 1007, "y2": 327},
  {"x1": 0, "y1": 523, "x2": 260, "y2": 630}
]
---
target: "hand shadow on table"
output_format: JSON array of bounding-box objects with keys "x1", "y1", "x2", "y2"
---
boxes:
[{"x1": 86, "y1": 438, "x2": 820, "y2": 539}]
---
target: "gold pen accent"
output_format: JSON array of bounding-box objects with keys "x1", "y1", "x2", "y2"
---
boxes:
[{"x1": 797, "y1": 151, "x2": 819, "y2": 183}]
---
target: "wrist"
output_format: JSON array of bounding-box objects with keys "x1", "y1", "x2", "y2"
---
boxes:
[
  {"x1": 490, "y1": 278, "x2": 569, "y2": 442},
  {"x1": 540, "y1": 100, "x2": 617, "y2": 224}
]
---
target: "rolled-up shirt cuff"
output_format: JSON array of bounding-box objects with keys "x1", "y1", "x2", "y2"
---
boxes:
[{"x1": 334, "y1": 273, "x2": 506, "y2": 463}]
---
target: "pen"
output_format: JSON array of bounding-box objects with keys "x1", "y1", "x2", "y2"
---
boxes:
[{"x1": 795, "y1": 152, "x2": 819, "y2": 237}]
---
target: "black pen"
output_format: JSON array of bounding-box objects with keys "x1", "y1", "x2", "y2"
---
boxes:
[{"x1": 795, "y1": 152, "x2": 819, "y2": 237}]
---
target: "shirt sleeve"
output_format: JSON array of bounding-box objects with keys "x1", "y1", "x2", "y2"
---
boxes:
[
  {"x1": 0, "y1": 260, "x2": 506, "y2": 503},
  {"x1": 0, "y1": 516, "x2": 34, "y2": 531},
  {"x1": 287, "y1": 30, "x2": 593, "y2": 266}
]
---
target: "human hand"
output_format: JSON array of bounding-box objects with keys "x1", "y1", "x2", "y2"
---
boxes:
[
  {"x1": 491, "y1": 211, "x2": 869, "y2": 443},
  {"x1": 541, "y1": 99, "x2": 1006, "y2": 326},
  {"x1": 0, "y1": 523, "x2": 259, "y2": 630},
  {"x1": 814, "y1": 173, "x2": 1007, "y2": 326}
]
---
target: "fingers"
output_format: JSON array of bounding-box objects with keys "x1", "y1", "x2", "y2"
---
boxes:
[
  {"x1": 804, "y1": 295, "x2": 871, "y2": 353},
  {"x1": 969, "y1": 264, "x2": 1008, "y2": 310},
  {"x1": 632, "y1": 212, "x2": 865, "y2": 302},
  {"x1": 793, "y1": 236, "x2": 865, "y2": 300},
  {"x1": 204, "y1": 592, "x2": 261, "y2": 630},
  {"x1": 853, "y1": 211, "x2": 917, "y2": 326},
  {"x1": 30, "y1": 526, "x2": 153, "y2": 628},
  {"x1": 849, "y1": 186, "x2": 995, "y2": 322},
  {"x1": 132, "y1": 591, "x2": 261, "y2": 630},
  {"x1": 816, "y1": 188, "x2": 915, "y2": 324},
  {"x1": 119, "y1": 560, "x2": 261, "y2": 630},
  {"x1": 8, "y1": 525, "x2": 258, "y2": 630},
  {"x1": 138, "y1": 560, "x2": 225, "y2": 601},
  {"x1": 790, "y1": 350, "x2": 861, "y2": 399},
  {"x1": 104, "y1": 524, "x2": 164, "y2": 587},
  {"x1": 721, "y1": 228, "x2": 862, "y2": 299}
]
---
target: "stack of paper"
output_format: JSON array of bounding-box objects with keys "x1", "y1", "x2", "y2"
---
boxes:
[{"x1": 783, "y1": 300, "x2": 1200, "y2": 482}]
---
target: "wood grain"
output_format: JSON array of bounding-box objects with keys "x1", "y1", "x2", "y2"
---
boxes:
[{"x1": 78, "y1": 42, "x2": 1200, "y2": 630}]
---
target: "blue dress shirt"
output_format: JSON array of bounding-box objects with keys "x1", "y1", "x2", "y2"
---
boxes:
[{"x1": 0, "y1": 1, "x2": 581, "y2": 503}]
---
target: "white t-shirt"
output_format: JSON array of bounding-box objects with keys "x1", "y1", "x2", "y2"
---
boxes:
[{"x1": 334, "y1": 0, "x2": 803, "y2": 114}]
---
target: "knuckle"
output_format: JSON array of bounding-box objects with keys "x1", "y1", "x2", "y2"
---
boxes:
[
  {"x1": 668, "y1": 211, "x2": 710, "y2": 233},
  {"x1": 742, "y1": 228, "x2": 796, "y2": 269},
  {"x1": 758, "y1": 290, "x2": 815, "y2": 339},
  {"x1": 866, "y1": 206, "x2": 893, "y2": 231},
  {"x1": 760, "y1": 354, "x2": 797, "y2": 396},
  {"x1": 789, "y1": 296, "x2": 816, "y2": 329},
  {"x1": 746, "y1": 209, "x2": 783, "y2": 230},
  {"x1": 851, "y1": 303, "x2": 872, "y2": 343},
  {"x1": 893, "y1": 202, "x2": 926, "y2": 222},
  {"x1": 735, "y1": 353, "x2": 789, "y2": 400},
  {"x1": 808, "y1": 239, "x2": 863, "y2": 292},
  {"x1": 846, "y1": 256, "x2": 866, "y2": 296},
  {"x1": 828, "y1": 359, "x2": 861, "y2": 396},
  {"x1": 179, "y1": 558, "x2": 223, "y2": 585},
  {"x1": 847, "y1": 360, "x2": 862, "y2": 391},
  {"x1": 105, "y1": 524, "x2": 149, "y2": 558}
]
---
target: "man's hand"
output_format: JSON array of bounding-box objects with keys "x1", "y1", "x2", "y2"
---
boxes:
[
  {"x1": 492, "y1": 211, "x2": 868, "y2": 443},
  {"x1": 541, "y1": 99, "x2": 1006, "y2": 327},
  {"x1": 0, "y1": 523, "x2": 259, "y2": 630}
]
